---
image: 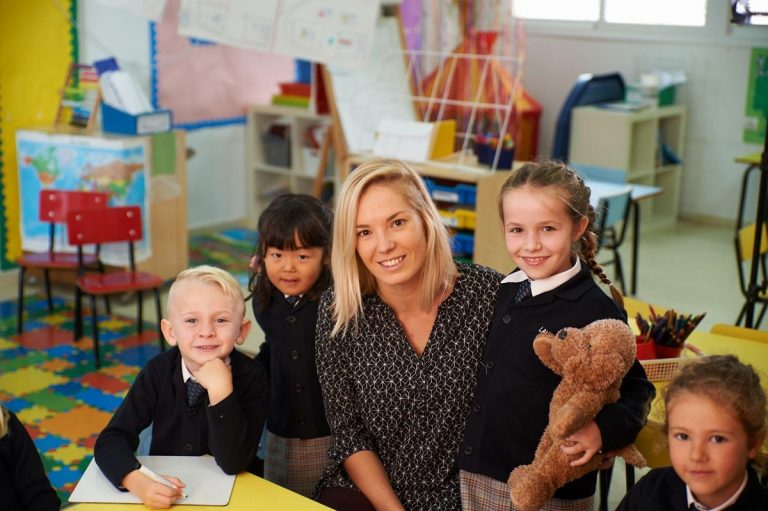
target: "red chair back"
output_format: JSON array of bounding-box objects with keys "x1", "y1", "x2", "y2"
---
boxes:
[
  {"x1": 39, "y1": 190, "x2": 110, "y2": 223},
  {"x1": 67, "y1": 206, "x2": 144, "y2": 245}
]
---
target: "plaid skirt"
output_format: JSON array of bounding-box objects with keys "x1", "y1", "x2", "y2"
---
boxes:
[
  {"x1": 460, "y1": 470, "x2": 595, "y2": 511},
  {"x1": 264, "y1": 431, "x2": 332, "y2": 498}
]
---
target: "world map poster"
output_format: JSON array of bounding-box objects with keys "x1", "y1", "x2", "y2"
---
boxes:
[{"x1": 16, "y1": 130, "x2": 151, "y2": 266}]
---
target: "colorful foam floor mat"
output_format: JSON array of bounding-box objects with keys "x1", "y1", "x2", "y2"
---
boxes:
[
  {"x1": 0, "y1": 295, "x2": 164, "y2": 504},
  {"x1": 188, "y1": 227, "x2": 257, "y2": 286},
  {"x1": 0, "y1": 227, "x2": 257, "y2": 504}
]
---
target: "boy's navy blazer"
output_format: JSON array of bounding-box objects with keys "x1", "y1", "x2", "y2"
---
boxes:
[{"x1": 94, "y1": 346, "x2": 269, "y2": 488}]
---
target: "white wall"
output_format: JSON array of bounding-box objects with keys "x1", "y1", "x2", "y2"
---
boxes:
[
  {"x1": 79, "y1": 1, "x2": 767, "y2": 226},
  {"x1": 78, "y1": 0, "x2": 247, "y2": 230},
  {"x1": 522, "y1": 1, "x2": 766, "y2": 223}
]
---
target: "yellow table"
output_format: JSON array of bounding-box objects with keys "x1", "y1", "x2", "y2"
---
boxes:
[
  {"x1": 66, "y1": 472, "x2": 331, "y2": 510},
  {"x1": 637, "y1": 330, "x2": 768, "y2": 467}
]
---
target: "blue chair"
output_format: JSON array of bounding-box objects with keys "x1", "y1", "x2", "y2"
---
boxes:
[
  {"x1": 571, "y1": 163, "x2": 627, "y2": 184},
  {"x1": 552, "y1": 73, "x2": 626, "y2": 163},
  {"x1": 137, "y1": 424, "x2": 153, "y2": 456},
  {"x1": 594, "y1": 186, "x2": 633, "y2": 293}
]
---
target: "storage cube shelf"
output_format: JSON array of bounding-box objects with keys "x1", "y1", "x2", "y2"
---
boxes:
[
  {"x1": 245, "y1": 104, "x2": 334, "y2": 224},
  {"x1": 569, "y1": 105, "x2": 687, "y2": 227}
]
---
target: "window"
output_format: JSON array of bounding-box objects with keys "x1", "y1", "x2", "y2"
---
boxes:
[
  {"x1": 731, "y1": 0, "x2": 768, "y2": 25},
  {"x1": 513, "y1": 0, "x2": 707, "y2": 27}
]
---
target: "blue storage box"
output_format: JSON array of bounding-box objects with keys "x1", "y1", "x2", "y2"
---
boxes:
[
  {"x1": 422, "y1": 178, "x2": 477, "y2": 206},
  {"x1": 451, "y1": 231, "x2": 475, "y2": 256},
  {"x1": 101, "y1": 104, "x2": 172, "y2": 135},
  {"x1": 474, "y1": 142, "x2": 515, "y2": 170}
]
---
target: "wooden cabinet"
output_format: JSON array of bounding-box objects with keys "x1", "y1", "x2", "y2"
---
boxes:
[
  {"x1": 569, "y1": 105, "x2": 686, "y2": 225},
  {"x1": 245, "y1": 104, "x2": 334, "y2": 225}
]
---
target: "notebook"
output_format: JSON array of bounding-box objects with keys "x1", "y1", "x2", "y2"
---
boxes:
[{"x1": 69, "y1": 455, "x2": 236, "y2": 506}]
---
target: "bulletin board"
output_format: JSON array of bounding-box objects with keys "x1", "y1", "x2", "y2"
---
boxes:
[
  {"x1": 151, "y1": 0, "x2": 294, "y2": 129},
  {"x1": 744, "y1": 47, "x2": 768, "y2": 145},
  {"x1": 0, "y1": 0, "x2": 75, "y2": 269}
]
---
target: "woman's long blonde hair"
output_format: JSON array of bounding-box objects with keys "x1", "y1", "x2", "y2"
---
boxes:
[
  {"x1": 331, "y1": 159, "x2": 456, "y2": 336},
  {"x1": 0, "y1": 406, "x2": 8, "y2": 438}
]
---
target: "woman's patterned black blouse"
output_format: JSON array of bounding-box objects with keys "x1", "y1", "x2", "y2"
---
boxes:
[{"x1": 315, "y1": 263, "x2": 501, "y2": 510}]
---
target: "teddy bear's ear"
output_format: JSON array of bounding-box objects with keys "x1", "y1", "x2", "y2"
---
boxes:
[{"x1": 533, "y1": 335, "x2": 563, "y2": 375}]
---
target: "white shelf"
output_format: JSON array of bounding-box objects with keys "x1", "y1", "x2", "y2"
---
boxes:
[
  {"x1": 569, "y1": 104, "x2": 687, "y2": 223},
  {"x1": 245, "y1": 104, "x2": 335, "y2": 225}
]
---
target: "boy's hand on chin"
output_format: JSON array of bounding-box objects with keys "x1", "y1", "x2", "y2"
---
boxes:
[{"x1": 194, "y1": 358, "x2": 233, "y2": 405}]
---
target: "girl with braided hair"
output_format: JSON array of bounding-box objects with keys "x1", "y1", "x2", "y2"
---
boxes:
[{"x1": 458, "y1": 160, "x2": 655, "y2": 511}]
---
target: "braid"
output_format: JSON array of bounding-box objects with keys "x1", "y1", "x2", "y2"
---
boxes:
[{"x1": 580, "y1": 211, "x2": 624, "y2": 308}]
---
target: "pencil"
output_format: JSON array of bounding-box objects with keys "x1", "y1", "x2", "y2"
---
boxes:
[{"x1": 138, "y1": 465, "x2": 188, "y2": 499}]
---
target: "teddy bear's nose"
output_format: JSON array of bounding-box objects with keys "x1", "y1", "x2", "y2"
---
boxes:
[{"x1": 557, "y1": 329, "x2": 567, "y2": 340}]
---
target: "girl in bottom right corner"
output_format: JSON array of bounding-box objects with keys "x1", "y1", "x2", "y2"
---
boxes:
[{"x1": 617, "y1": 354, "x2": 768, "y2": 510}]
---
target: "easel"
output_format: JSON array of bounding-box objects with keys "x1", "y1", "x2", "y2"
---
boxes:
[
  {"x1": 743, "y1": 122, "x2": 768, "y2": 328},
  {"x1": 308, "y1": 64, "x2": 349, "y2": 199}
]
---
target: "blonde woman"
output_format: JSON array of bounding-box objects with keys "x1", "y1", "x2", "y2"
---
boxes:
[
  {"x1": 315, "y1": 159, "x2": 501, "y2": 510},
  {"x1": 0, "y1": 405, "x2": 60, "y2": 510}
]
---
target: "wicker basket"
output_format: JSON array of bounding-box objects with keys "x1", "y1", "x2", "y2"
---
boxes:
[{"x1": 639, "y1": 343, "x2": 704, "y2": 383}]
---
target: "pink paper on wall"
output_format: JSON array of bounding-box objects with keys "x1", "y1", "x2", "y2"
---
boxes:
[{"x1": 153, "y1": 0, "x2": 294, "y2": 127}]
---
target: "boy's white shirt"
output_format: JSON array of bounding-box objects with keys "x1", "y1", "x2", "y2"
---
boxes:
[
  {"x1": 686, "y1": 470, "x2": 748, "y2": 511},
  {"x1": 501, "y1": 256, "x2": 582, "y2": 297}
]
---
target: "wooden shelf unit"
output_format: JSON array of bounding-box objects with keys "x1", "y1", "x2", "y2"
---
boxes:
[
  {"x1": 569, "y1": 104, "x2": 687, "y2": 226},
  {"x1": 245, "y1": 104, "x2": 334, "y2": 225}
]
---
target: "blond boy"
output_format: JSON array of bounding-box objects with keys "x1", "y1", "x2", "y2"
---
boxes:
[{"x1": 95, "y1": 266, "x2": 269, "y2": 509}]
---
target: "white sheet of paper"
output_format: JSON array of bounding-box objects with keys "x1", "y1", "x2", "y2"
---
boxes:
[
  {"x1": 92, "y1": 0, "x2": 167, "y2": 20},
  {"x1": 373, "y1": 119, "x2": 434, "y2": 162},
  {"x1": 69, "y1": 456, "x2": 236, "y2": 506},
  {"x1": 177, "y1": 0, "x2": 379, "y2": 68}
]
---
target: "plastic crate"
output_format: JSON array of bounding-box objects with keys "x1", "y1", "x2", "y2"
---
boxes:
[
  {"x1": 451, "y1": 231, "x2": 474, "y2": 256},
  {"x1": 423, "y1": 178, "x2": 477, "y2": 207},
  {"x1": 439, "y1": 209, "x2": 460, "y2": 228},
  {"x1": 439, "y1": 208, "x2": 476, "y2": 230},
  {"x1": 262, "y1": 134, "x2": 291, "y2": 168},
  {"x1": 455, "y1": 208, "x2": 476, "y2": 230}
]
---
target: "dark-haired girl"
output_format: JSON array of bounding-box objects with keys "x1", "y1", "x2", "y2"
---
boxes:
[{"x1": 249, "y1": 193, "x2": 333, "y2": 497}]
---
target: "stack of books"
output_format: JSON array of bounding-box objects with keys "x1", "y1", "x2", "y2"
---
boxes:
[
  {"x1": 271, "y1": 82, "x2": 312, "y2": 108},
  {"x1": 60, "y1": 65, "x2": 100, "y2": 128}
]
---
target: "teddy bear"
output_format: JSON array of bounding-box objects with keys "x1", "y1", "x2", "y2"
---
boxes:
[{"x1": 507, "y1": 318, "x2": 647, "y2": 511}]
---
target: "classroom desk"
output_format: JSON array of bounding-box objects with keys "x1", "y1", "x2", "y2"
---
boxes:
[
  {"x1": 66, "y1": 472, "x2": 331, "y2": 510},
  {"x1": 586, "y1": 181, "x2": 663, "y2": 295},
  {"x1": 622, "y1": 330, "x2": 768, "y2": 488},
  {"x1": 644, "y1": 331, "x2": 768, "y2": 455}
]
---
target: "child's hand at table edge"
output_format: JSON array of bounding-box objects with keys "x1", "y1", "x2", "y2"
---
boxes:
[{"x1": 122, "y1": 469, "x2": 185, "y2": 509}]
